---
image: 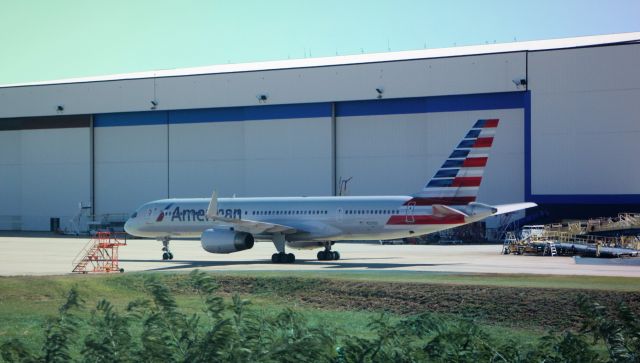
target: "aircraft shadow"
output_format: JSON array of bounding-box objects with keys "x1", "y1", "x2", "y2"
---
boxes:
[{"x1": 119, "y1": 258, "x2": 460, "y2": 272}]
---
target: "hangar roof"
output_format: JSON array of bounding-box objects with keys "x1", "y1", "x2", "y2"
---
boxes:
[{"x1": 2, "y1": 32, "x2": 640, "y2": 88}]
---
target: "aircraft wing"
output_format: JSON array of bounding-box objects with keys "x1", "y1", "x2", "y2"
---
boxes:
[
  {"x1": 216, "y1": 218, "x2": 297, "y2": 235},
  {"x1": 205, "y1": 191, "x2": 298, "y2": 235},
  {"x1": 491, "y1": 202, "x2": 538, "y2": 215}
]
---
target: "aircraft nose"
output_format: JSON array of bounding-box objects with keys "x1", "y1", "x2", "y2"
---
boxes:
[{"x1": 124, "y1": 218, "x2": 134, "y2": 235}]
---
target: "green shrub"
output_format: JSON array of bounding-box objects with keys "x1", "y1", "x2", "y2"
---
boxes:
[{"x1": 1, "y1": 271, "x2": 638, "y2": 363}]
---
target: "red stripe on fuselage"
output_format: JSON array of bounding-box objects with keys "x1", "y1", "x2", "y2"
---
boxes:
[
  {"x1": 387, "y1": 214, "x2": 465, "y2": 225},
  {"x1": 451, "y1": 177, "x2": 482, "y2": 187},
  {"x1": 403, "y1": 196, "x2": 476, "y2": 206},
  {"x1": 462, "y1": 157, "x2": 487, "y2": 167},
  {"x1": 473, "y1": 137, "x2": 493, "y2": 148}
]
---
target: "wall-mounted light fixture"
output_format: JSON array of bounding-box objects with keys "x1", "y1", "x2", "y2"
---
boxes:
[
  {"x1": 375, "y1": 88, "x2": 384, "y2": 99},
  {"x1": 257, "y1": 94, "x2": 268, "y2": 103},
  {"x1": 56, "y1": 105, "x2": 64, "y2": 112},
  {"x1": 512, "y1": 79, "x2": 527, "y2": 88},
  {"x1": 150, "y1": 100, "x2": 158, "y2": 110}
]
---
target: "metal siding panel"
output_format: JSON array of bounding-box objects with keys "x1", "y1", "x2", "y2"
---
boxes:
[
  {"x1": 0, "y1": 131, "x2": 21, "y2": 229},
  {"x1": 18, "y1": 128, "x2": 91, "y2": 231},
  {"x1": 168, "y1": 117, "x2": 332, "y2": 198},
  {"x1": 0, "y1": 79, "x2": 156, "y2": 118},
  {"x1": 0, "y1": 53, "x2": 525, "y2": 118},
  {"x1": 529, "y1": 44, "x2": 640, "y2": 199},
  {"x1": 336, "y1": 108, "x2": 524, "y2": 205},
  {"x1": 94, "y1": 124, "x2": 168, "y2": 214}
]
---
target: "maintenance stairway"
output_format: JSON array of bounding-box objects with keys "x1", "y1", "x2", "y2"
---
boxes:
[{"x1": 72, "y1": 232, "x2": 127, "y2": 273}]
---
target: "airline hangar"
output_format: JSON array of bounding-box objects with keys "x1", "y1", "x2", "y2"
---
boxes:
[{"x1": 0, "y1": 33, "x2": 639, "y2": 231}]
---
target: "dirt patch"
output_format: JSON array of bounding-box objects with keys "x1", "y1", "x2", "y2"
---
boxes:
[{"x1": 211, "y1": 276, "x2": 640, "y2": 331}]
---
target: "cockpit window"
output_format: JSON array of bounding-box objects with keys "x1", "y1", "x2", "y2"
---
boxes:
[{"x1": 131, "y1": 212, "x2": 138, "y2": 219}]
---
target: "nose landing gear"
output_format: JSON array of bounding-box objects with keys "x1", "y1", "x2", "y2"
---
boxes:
[{"x1": 161, "y1": 238, "x2": 174, "y2": 260}]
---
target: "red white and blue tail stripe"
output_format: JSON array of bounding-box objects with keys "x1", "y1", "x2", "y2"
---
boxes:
[{"x1": 406, "y1": 119, "x2": 499, "y2": 206}]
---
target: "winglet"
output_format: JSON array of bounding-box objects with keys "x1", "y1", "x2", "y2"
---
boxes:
[{"x1": 206, "y1": 191, "x2": 218, "y2": 220}]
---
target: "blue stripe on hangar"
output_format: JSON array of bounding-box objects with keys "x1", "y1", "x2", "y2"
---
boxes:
[
  {"x1": 335, "y1": 91, "x2": 526, "y2": 117},
  {"x1": 94, "y1": 92, "x2": 527, "y2": 127},
  {"x1": 95, "y1": 111, "x2": 169, "y2": 127},
  {"x1": 95, "y1": 103, "x2": 332, "y2": 127},
  {"x1": 170, "y1": 102, "x2": 332, "y2": 124}
]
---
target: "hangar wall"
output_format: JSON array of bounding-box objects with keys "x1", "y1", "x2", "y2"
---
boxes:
[
  {"x1": 168, "y1": 117, "x2": 333, "y2": 199},
  {"x1": 337, "y1": 108, "x2": 524, "y2": 204},
  {"x1": 90, "y1": 92, "x2": 526, "y2": 227},
  {"x1": 0, "y1": 117, "x2": 91, "y2": 231},
  {"x1": 92, "y1": 104, "x2": 335, "y2": 216},
  {"x1": 528, "y1": 43, "x2": 640, "y2": 203},
  {"x1": 1, "y1": 39, "x2": 639, "y2": 231},
  {"x1": 0, "y1": 52, "x2": 526, "y2": 118},
  {"x1": 95, "y1": 123, "x2": 169, "y2": 216}
]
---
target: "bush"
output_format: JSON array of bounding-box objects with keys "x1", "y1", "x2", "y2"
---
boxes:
[{"x1": 1, "y1": 271, "x2": 638, "y2": 362}]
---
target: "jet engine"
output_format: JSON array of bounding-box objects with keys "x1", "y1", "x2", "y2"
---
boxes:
[{"x1": 201, "y1": 228, "x2": 254, "y2": 254}]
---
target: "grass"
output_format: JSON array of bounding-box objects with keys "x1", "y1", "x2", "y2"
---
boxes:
[
  {"x1": 0, "y1": 271, "x2": 571, "y2": 352},
  {"x1": 1, "y1": 269, "x2": 636, "y2": 358},
  {"x1": 201, "y1": 269, "x2": 640, "y2": 291}
]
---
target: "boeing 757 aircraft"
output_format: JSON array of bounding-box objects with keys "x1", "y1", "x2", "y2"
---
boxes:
[{"x1": 124, "y1": 118, "x2": 536, "y2": 263}]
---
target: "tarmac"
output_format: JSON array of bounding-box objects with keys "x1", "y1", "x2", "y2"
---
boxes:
[{"x1": 1, "y1": 233, "x2": 639, "y2": 277}]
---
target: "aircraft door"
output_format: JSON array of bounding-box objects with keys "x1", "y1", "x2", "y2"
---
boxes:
[
  {"x1": 143, "y1": 205, "x2": 159, "y2": 224},
  {"x1": 405, "y1": 201, "x2": 416, "y2": 224},
  {"x1": 336, "y1": 208, "x2": 344, "y2": 223}
]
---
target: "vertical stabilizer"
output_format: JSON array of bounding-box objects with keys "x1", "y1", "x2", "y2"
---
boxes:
[{"x1": 409, "y1": 119, "x2": 499, "y2": 206}]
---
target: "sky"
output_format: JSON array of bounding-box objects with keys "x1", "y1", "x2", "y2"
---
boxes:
[{"x1": 0, "y1": 0, "x2": 639, "y2": 85}]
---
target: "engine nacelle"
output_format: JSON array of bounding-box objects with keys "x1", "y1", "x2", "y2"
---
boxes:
[{"x1": 201, "y1": 228, "x2": 254, "y2": 254}]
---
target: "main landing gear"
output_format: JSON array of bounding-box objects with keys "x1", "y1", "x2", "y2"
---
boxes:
[
  {"x1": 271, "y1": 233, "x2": 295, "y2": 264},
  {"x1": 161, "y1": 238, "x2": 174, "y2": 260},
  {"x1": 272, "y1": 252, "x2": 295, "y2": 263},
  {"x1": 317, "y1": 242, "x2": 340, "y2": 261}
]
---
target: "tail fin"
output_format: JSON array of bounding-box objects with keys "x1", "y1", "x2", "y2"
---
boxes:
[{"x1": 408, "y1": 119, "x2": 499, "y2": 206}]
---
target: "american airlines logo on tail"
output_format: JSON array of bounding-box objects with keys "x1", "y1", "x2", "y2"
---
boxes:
[{"x1": 408, "y1": 119, "x2": 499, "y2": 206}]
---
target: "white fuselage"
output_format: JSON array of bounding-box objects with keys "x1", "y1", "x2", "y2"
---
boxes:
[{"x1": 124, "y1": 196, "x2": 478, "y2": 244}]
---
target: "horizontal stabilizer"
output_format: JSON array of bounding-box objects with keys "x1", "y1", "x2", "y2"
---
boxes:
[
  {"x1": 432, "y1": 204, "x2": 469, "y2": 218},
  {"x1": 492, "y1": 202, "x2": 538, "y2": 216}
]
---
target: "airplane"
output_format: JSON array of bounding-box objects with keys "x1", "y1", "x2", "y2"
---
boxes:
[{"x1": 124, "y1": 118, "x2": 536, "y2": 263}]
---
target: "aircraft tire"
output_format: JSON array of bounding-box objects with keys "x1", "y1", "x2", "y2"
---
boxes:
[
  {"x1": 162, "y1": 252, "x2": 170, "y2": 260},
  {"x1": 287, "y1": 253, "x2": 295, "y2": 263},
  {"x1": 332, "y1": 251, "x2": 340, "y2": 260},
  {"x1": 272, "y1": 253, "x2": 279, "y2": 263},
  {"x1": 168, "y1": 252, "x2": 174, "y2": 260}
]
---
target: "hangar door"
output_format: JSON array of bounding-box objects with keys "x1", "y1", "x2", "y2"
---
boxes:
[{"x1": 335, "y1": 93, "x2": 527, "y2": 206}]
